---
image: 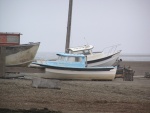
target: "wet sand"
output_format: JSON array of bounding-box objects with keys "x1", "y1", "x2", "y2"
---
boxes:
[
  {"x1": 0, "y1": 61, "x2": 150, "y2": 113},
  {"x1": 120, "y1": 61, "x2": 150, "y2": 76}
]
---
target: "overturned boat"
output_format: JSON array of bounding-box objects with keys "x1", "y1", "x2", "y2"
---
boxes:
[
  {"x1": 33, "y1": 53, "x2": 117, "y2": 80},
  {"x1": 0, "y1": 32, "x2": 40, "y2": 67}
]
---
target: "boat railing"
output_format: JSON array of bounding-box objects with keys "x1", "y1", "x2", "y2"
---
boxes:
[{"x1": 102, "y1": 44, "x2": 121, "y2": 56}]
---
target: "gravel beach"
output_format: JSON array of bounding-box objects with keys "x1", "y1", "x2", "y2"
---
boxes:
[{"x1": 0, "y1": 61, "x2": 150, "y2": 113}]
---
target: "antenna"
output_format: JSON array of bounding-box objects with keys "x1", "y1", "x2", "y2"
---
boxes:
[{"x1": 84, "y1": 37, "x2": 89, "y2": 45}]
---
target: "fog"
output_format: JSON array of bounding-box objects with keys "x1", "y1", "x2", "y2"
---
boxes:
[{"x1": 0, "y1": 0, "x2": 150, "y2": 54}]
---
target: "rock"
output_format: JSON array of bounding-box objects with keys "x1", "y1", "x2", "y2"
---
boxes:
[{"x1": 32, "y1": 77, "x2": 61, "y2": 89}]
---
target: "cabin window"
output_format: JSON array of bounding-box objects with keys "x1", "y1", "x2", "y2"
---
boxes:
[
  {"x1": 68, "y1": 57, "x2": 75, "y2": 62},
  {"x1": 75, "y1": 57, "x2": 82, "y2": 62},
  {"x1": 73, "y1": 51, "x2": 83, "y2": 54},
  {"x1": 57, "y1": 56, "x2": 66, "y2": 61},
  {"x1": 68, "y1": 56, "x2": 81, "y2": 62},
  {"x1": 83, "y1": 50, "x2": 90, "y2": 55},
  {"x1": 69, "y1": 51, "x2": 72, "y2": 54}
]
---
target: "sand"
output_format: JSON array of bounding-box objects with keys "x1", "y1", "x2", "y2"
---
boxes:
[
  {"x1": 0, "y1": 61, "x2": 150, "y2": 113},
  {"x1": 120, "y1": 61, "x2": 150, "y2": 76}
]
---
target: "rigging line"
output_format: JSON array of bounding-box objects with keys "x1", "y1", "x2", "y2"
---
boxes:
[{"x1": 84, "y1": 37, "x2": 89, "y2": 45}]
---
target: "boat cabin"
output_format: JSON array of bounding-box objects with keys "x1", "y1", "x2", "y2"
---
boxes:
[
  {"x1": 47, "y1": 53, "x2": 87, "y2": 68},
  {"x1": 68, "y1": 45, "x2": 94, "y2": 55},
  {"x1": 0, "y1": 32, "x2": 22, "y2": 46}
]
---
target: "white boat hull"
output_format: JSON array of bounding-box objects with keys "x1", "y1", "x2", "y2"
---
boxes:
[
  {"x1": 87, "y1": 51, "x2": 121, "y2": 67},
  {"x1": 43, "y1": 67, "x2": 117, "y2": 81}
]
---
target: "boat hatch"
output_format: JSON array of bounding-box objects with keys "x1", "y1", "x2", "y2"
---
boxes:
[
  {"x1": 69, "y1": 49, "x2": 92, "y2": 55},
  {"x1": 68, "y1": 45, "x2": 94, "y2": 52}
]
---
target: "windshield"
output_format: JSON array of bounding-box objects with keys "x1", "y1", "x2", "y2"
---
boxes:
[
  {"x1": 68, "y1": 56, "x2": 82, "y2": 62},
  {"x1": 83, "y1": 50, "x2": 90, "y2": 55},
  {"x1": 57, "y1": 56, "x2": 66, "y2": 61}
]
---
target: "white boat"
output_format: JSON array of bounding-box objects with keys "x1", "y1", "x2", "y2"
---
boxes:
[
  {"x1": 68, "y1": 44, "x2": 121, "y2": 67},
  {"x1": 33, "y1": 53, "x2": 117, "y2": 80}
]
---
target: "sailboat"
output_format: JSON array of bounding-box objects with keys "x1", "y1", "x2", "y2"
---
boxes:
[{"x1": 65, "y1": 0, "x2": 121, "y2": 67}]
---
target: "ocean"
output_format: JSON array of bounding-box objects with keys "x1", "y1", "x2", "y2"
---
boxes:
[{"x1": 35, "y1": 52, "x2": 150, "y2": 61}]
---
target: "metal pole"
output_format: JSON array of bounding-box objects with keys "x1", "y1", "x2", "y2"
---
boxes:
[
  {"x1": 65, "y1": 0, "x2": 73, "y2": 53},
  {"x1": 0, "y1": 46, "x2": 6, "y2": 77}
]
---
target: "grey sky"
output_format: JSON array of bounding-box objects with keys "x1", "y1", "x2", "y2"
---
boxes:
[{"x1": 0, "y1": 0, "x2": 150, "y2": 54}]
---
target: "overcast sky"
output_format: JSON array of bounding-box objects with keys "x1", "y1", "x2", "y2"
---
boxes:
[{"x1": 0, "y1": 0, "x2": 150, "y2": 54}]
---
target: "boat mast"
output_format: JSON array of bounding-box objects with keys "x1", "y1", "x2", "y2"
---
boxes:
[{"x1": 65, "y1": 0, "x2": 73, "y2": 53}]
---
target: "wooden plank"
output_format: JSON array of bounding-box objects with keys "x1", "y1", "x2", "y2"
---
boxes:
[
  {"x1": 0, "y1": 46, "x2": 6, "y2": 77},
  {"x1": 5, "y1": 67, "x2": 45, "y2": 73}
]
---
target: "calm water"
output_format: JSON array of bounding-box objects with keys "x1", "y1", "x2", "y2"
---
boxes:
[{"x1": 35, "y1": 52, "x2": 150, "y2": 61}]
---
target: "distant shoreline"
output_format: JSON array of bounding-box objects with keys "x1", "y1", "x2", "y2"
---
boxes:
[
  {"x1": 35, "y1": 52, "x2": 150, "y2": 61},
  {"x1": 121, "y1": 54, "x2": 150, "y2": 57}
]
